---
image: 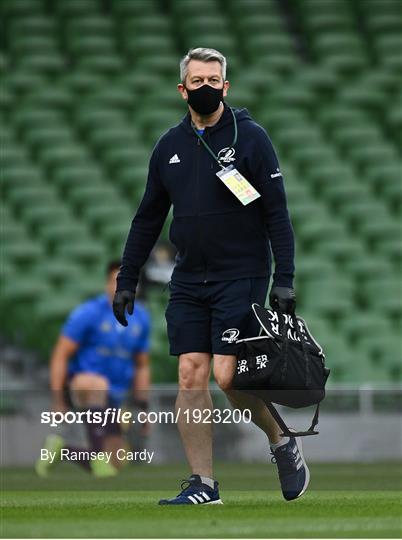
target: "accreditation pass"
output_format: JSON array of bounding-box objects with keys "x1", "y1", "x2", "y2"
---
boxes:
[{"x1": 216, "y1": 165, "x2": 261, "y2": 206}]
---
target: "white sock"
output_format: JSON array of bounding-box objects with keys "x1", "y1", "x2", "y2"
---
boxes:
[
  {"x1": 200, "y1": 475, "x2": 214, "y2": 489},
  {"x1": 270, "y1": 437, "x2": 290, "y2": 451}
]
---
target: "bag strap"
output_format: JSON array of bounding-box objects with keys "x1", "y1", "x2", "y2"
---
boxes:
[
  {"x1": 292, "y1": 312, "x2": 312, "y2": 387},
  {"x1": 266, "y1": 401, "x2": 320, "y2": 437},
  {"x1": 276, "y1": 308, "x2": 312, "y2": 387},
  {"x1": 277, "y1": 310, "x2": 290, "y2": 383}
]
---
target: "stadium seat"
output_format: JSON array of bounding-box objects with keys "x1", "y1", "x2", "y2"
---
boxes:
[
  {"x1": 39, "y1": 223, "x2": 92, "y2": 251},
  {"x1": 1, "y1": 164, "x2": 44, "y2": 194},
  {"x1": 339, "y1": 313, "x2": 389, "y2": 344},
  {"x1": 288, "y1": 145, "x2": 335, "y2": 169},
  {"x1": 122, "y1": 15, "x2": 172, "y2": 36},
  {"x1": 6, "y1": 186, "x2": 59, "y2": 212},
  {"x1": 339, "y1": 86, "x2": 386, "y2": 109},
  {"x1": 101, "y1": 222, "x2": 130, "y2": 250},
  {"x1": 9, "y1": 35, "x2": 59, "y2": 56},
  {"x1": 342, "y1": 257, "x2": 393, "y2": 281},
  {"x1": 236, "y1": 13, "x2": 285, "y2": 35},
  {"x1": 62, "y1": 276, "x2": 106, "y2": 300},
  {"x1": 75, "y1": 107, "x2": 127, "y2": 131},
  {"x1": 23, "y1": 126, "x2": 75, "y2": 152},
  {"x1": 16, "y1": 51, "x2": 65, "y2": 72},
  {"x1": 366, "y1": 14, "x2": 402, "y2": 33},
  {"x1": 256, "y1": 52, "x2": 298, "y2": 74},
  {"x1": 87, "y1": 87, "x2": 134, "y2": 110},
  {"x1": 226, "y1": 87, "x2": 258, "y2": 111},
  {"x1": 64, "y1": 15, "x2": 115, "y2": 38},
  {"x1": 31, "y1": 259, "x2": 83, "y2": 286},
  {"x1": 117, "y1": 165, "x2": 150, "y2": 192},
  {"x1": 303, "y1": 13, "x2": 354, "y2": 32},
  {"x1": 228, "y1": 0, "x2": 280, "y2": 17},
  {"x1": 64, "y1": 70, "x2": 104, "y2": 92},
  {"x1": 362, "y1": 0, "x2": 402, "y2": 16},
  {"x1": 1, "y1": 275, "x2": 49, "y2": 303},
  {"x1": 301, "y1": 276, "x2": 354, "y2": 315},
  {"x1": 360, "y1": 332, "x2": 401, "y2": 368},
  {"x1": 52, "y1": 164, "x2": 108, "y2": 193},
  {"x1": 347, "y1": 143, "x2": 398, "y2": 169},
  {"x1": 77, "y1": 53, "x2": 125, "y2": 73},
  {"x1": 0, "y1": 0, "x2": 45, "y2": 16},
  {"x1": 84, "y1": 203, "x2": 132, "y2": 228},
  {"x1": 38, "y1": 145, "x2": 91, "y2": 169},
  {"x1": 236, "y1": 68, "x2": 281, "y2": 95},
  {"x1": 2, "y1": 241, "x2": 44, "y2": 266},
  {"x1": 88, "y1": 126, "x2": 140, "y2": 151},
  {"x1": 0, "y1": 223, "x2": 28, "y2": 244},
  {"x1": 364, "y1": 277, "x2": 402, "y2": 316},
  {"x1": 110, "y1": 0, "x2": 160, "y2": 17},
  {"x1": 67, "y1": 35, "x2": 117, "y2": 57},
  {"x1": 55, "y1": 0, "x2": 99, "y2": 16},
  {"x1": 274, "y1": 125, "x2": 322, "y2": 147},
  {"x1": 135, "y1": 54, "x2": 179, "y2": 78},
  {"x1": 56, "y1": 240, "x2": 106, "y2": 265},
  {"x1": 21, "y1": 205, "x2": 72, "y2": 229},
  {"x1": 6, "y1": 15, "x2": 56, "y2": 45},
  {"x1": 68, "y1": 185, "x2": 122, "y2": 208},
  {"x1": 314, "y1": 34, "x2": 365, "y2": 58},
  {"x1": 101, "y1": 147, "x2": 148, "y2": 171},
  {"x1": 359, "y1": 219, "x2": 400, "y2": 248},
  {"x1": 323, "y1": 51, "x2": 368, "y2": 74},
  {"x1": 124, "y1": 35, "x2": 176, "y2": 57},
  {"x1": 35, "y1": 294, "x2": 83, "y2": 322}
]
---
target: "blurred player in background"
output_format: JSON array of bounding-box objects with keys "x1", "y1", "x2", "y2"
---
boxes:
[{"x1": 35, "y1": 260, "x2": 151, "y2": 478}]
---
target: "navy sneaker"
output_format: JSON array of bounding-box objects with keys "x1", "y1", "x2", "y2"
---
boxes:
[
  {"x1": 270, "y1": 436, "x2": 310, "y2": 501},
  {"x1": 158, "y1": 474, "x2": 223, "y2": 505}
]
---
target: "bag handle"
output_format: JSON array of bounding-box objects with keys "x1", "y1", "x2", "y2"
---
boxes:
[{"x1": 266, "y1": 401, "x2": 320, "y2": 437}]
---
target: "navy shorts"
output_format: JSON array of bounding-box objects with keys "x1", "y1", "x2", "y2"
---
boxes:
[{"x1": 165, "y1": 276, "x2": 270, "y2": 356}]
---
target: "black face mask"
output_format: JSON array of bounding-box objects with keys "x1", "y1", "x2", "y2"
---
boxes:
[{"x1": 186, "y1": 84, "x2": 224, "y2": 115}]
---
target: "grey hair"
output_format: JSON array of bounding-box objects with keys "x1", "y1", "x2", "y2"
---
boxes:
[{"x1": 180, "y1": 48, "x2": 227, "y2": 83}]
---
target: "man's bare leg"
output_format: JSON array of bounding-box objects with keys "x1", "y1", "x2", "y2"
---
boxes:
[
  {"x1": 213, "y1": 354, "x2": 282, "y2": 444},
  {"x1": 176, "y1": 352, "x2": 213, "y2": 477}
]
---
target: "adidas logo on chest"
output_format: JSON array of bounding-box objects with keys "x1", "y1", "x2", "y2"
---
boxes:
[{"x1": 169, "y1": 154, "x2": 181, "y2": 164}]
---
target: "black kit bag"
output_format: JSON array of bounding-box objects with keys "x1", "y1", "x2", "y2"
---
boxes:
[{"x1": 233, "y1": 303, "x2": 330, "y2": 437}]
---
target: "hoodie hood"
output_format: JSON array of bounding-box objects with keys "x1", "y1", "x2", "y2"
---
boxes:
[{"x1": 179, "y1": 103, "x2": 252, "y2": 136}]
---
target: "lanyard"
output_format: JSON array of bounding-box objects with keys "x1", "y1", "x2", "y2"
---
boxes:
[{"x1": 191, "y1": 107, "x2": 238, "y2": 170}]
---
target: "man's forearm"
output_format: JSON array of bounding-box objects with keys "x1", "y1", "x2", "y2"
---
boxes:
[
  {"x1": 268, "y1": 211, "x2": 295, "y2": 288},
  {"x1": 116, "y1": 148, "x2": 171, "y2": 292},
  {"x1": 117, "y1": 213, "x2": 168, "y2": 291}
]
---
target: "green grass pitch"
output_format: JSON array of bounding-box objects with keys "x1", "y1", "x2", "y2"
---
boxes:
[{"x1": 1, "y1": 463, "x2": 401, "y2": 538}]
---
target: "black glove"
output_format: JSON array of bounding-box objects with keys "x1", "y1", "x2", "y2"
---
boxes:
[
  {"x1": 269, "y1": 286, "x2": 296, "y2": 314},
  {"x1": 113, "y1": 290, "x2": 135, "y2": 326}
]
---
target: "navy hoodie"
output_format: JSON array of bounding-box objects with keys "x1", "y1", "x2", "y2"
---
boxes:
[{"x1": 116, "y1": 104, "x2": 295, "y2": 292}]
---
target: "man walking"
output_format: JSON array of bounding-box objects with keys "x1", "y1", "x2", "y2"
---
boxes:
[{"x1": 113, "y1": 48, "x2": 308, "y2": 504}]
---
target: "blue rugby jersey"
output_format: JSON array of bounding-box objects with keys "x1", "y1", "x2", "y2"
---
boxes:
[{"x1": 62, "y1": 293, "x2": 150, "y2": 399}]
